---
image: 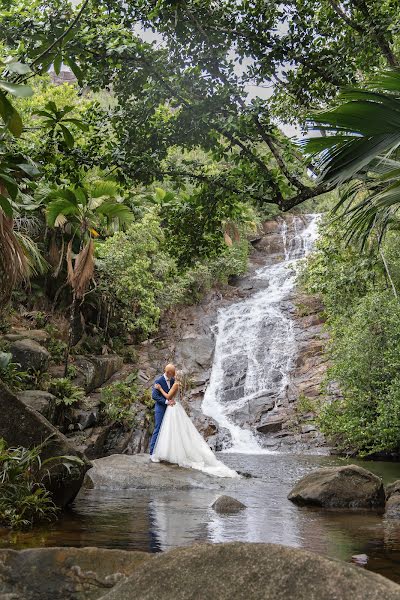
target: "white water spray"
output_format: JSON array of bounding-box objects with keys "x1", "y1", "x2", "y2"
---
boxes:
[{"x1": 202, "y1": 214, "x2": 320, "y2": 453}]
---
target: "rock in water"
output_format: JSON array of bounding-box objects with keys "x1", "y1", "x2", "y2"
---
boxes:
[
  {"x1": 83, "y1": 454, "x2": 230, "y2": 491},
  {"x1": 100, "y1": 542, "x2": 400, "y2": 600},
  {"x1": 0, "y1": 382, "x2": 91, "y2": 507},
  {"x1": 212, "y1": 495, "x2": 246, "y2": 513},
  {"x1": 288, "y1": 465, "x2": 385, "y2": 508},
  {"x1": 385, "y1": 480, "x2": 400, "y2": 518},
  {"x1": 0, "y1": 547, "x2": 151, "y2": 600}
]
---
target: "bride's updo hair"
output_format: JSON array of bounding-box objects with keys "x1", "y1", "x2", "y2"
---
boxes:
[{"x1": 175, "y1": 369, "x2": 184, "y2": 383}]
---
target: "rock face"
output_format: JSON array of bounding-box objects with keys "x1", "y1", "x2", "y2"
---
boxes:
[
  {"x1": 175, "y1": 334, "x2": 214, "y2": 374},
  {"x1": 10, "y1": 338, "x2": 50, "y2": 372},
  {"x1": 83, "y1": 454, "x2": 232, "y2": 491},
  {"x1": 73, "y1": 355, "x2": 124, "y2": 393},
  {"x1": 0, "y1": 382, "x2": 91, "y2": 507},
  {"x1": 212, "y1": 495, "x2": 246, "y2": 513},
  {"x1": 288, "y1": 465, "x2": 385, "y2": 509},
  {"x1": 0, "y1": 546, "x2": 151, "y2": 600},
  {"x1": 17, "y1": 389, "x2": 56, "y2": 422},
  {"x1": 385, "y1": 480, "x2": 400, "y2": 518},
  {"x1": 101, "y1": 542, "x2": 400, "y2": 600}
]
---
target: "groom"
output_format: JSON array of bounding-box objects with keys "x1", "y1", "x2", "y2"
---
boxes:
[{"x1": 149, "y1": 363, "x2": 176, "y2": 462}]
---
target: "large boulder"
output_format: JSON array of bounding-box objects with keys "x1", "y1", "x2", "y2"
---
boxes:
[
  {"x1": 385, "y1": 480, "x2": 400, "y2": 518},
  {"x1": 83, "y1": 454, "x2": 232, "y2": 491},
  {"x1": 288, "y1": 465, "x2": 385, "y2": 509},
  {"x1": 17, "y1": 389, "x2": 56, "y2": 422},
  {"x1": 10, "y1": 338, "x2": 50, "y2": 372},
  {"x1": 0, "y1": 382, "x2": 91, "y2": 507},
  {"x1": 3, "y1": 328, "x2": 50, "y2": 343},
  {"x1": 0, "y1": 546, "x2": 151, "y2": 600},
  {"x1": 73, "y1": 355, "x2": 124, "y2": 393},
  {"x1": 101, "y1": 542, "x2": 400, "y2": 600}
]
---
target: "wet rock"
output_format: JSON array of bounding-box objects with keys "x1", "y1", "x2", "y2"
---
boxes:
[
  {"x1": 83, "y1": 454, "x2": 232, "y2": 491},
  {"x1": 0, "y1": 546, "x2": 151, "y2": 600},
  {"x1": 207, "y1": 426, "x2": 232, "y2": 452},
  {"x1": 17, "y1": 390, "x2": 56, "y2": 422},
  {"x1": 10, "y1": 338, "x2": 50, "y2": 372},
  {"x1": 385, "y1": 480, "x2": 400, "y2": 518},
  {"x1": 288, "y1": 465, "x2": 385, "y2": 509},
  {"x1": 212, "y1": 495, "x2": 246, "y2": 513},
  {"x1": 175, "y1": 334, "x2": 214, "y2": 372},
  {"x1": 352, "y1": 554, "x2": 369, "y2": 566},
  {"x1": 72, "y1": 355, "x2": 124, "y2": 393},
  {"x1": 0, "y1": 382, "x2": 90, "y2": 507},
  {"x1": 100, "y1": 541, "x2": 400, "y2": 600},
  {"x1": 257, "y1": 415, "x2": 284, "y2": 434}
]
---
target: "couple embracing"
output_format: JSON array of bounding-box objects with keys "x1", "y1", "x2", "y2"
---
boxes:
[{"x1": 149, "y1": 364, "x2": 238, "y2": 478}]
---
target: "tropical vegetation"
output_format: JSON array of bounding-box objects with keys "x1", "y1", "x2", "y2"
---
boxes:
[{"x1": 1, "y1": 0, "x2": 400, "y2": 483}]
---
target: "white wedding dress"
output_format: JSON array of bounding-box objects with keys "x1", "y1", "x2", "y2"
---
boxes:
[{"x1": 153, "y1": 397, "x2": 239, "y2": 478}]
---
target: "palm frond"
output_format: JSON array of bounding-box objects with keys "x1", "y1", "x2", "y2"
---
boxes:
[
  {"x1": 70, "y1": 240, "x2": 94, "y2": 299},
  {"x1": 0, "y1": 214, "x2": 29, "y2": 309},
  {"x1": 46, "y1": 198, "x2": 78, "y2": 227},
  {"x1": 13, "y1": 231, "x2": 49, "y2": 276}
]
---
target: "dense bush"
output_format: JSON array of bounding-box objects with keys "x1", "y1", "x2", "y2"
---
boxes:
[
  {"x1": 100, "y1": 377, "x2": 154, "y2": 426},
  {"x1": 0, "y1": 438, "x2": 82, "y2": 529},
  {"x1": 96, "y1": 212, "x2": 250, "y2": 338},
  {"x1": 300, "y1": 218, "x2": 400, "y2": 456},
  {"x1": 96, "y1": 213, "x2": 173, "y2": 339},
  {"x1": 319, "y1": 292, "x2": 400, "y2": 455}
]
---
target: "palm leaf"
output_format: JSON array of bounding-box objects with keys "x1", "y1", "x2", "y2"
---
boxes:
[
  {"x1": 96, "y1": 201, "x2": 133, "y2": 225},
  {"x1": 13, "y1": 231, "x2": 49, "y2": 276},
  {"x1": 46, "y1": 198, "x2": 78, "y2": 227},
  {"x1": 0, "y1": 214, "x2": 28, "y2": 309},
  {"x1": 91, "y1": 180, "x2": 119, "y2": 198}
]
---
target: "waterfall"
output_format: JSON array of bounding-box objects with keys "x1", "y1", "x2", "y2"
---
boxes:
[{"x1": 202, "y1": 214, "x2": 320, "y2": 454}]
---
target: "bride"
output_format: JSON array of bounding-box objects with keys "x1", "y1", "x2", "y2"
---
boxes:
[{"x1": 152, "y1": 371, "x2": 239, "y2": 478}]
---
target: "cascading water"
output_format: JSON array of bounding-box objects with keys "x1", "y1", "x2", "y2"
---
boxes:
[{"x1": 202, "y1": 214, "x2": 320, "y2": 453}]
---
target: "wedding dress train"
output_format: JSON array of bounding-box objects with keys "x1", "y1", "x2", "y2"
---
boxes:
[{"x1": 153, "y1": 401, "x2": 239, "y2": 478}]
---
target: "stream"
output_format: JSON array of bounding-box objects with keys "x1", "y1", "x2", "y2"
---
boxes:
[{"x1": 2, "y1": 453, "x2": 400, "y2": 583}]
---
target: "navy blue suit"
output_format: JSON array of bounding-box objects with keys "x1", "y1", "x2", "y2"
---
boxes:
[{"x1": 150, "y1": 375, "x2": 175, "y2": 454}]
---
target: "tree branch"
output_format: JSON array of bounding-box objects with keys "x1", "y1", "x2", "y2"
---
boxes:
[{"x1": 21, "y1": 0, "x2": 90, "y2": 79}]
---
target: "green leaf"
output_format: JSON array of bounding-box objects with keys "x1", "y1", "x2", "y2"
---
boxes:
[
  {"x1": 0, "y1": 195, "x2": 13, "y2": 217},
  {"x1": 1, "y1": 174, "x2": 18, "y2": 199},
  {"x1": 16, "y1": 163, "x2": 40, "y2": 177},
  {"x1": 59, "y1": 124, "x2": 74, "y2": 149},
  {"x1": 0, "y1": 92, "x2": 23, "y2": 136},
  {"x1": 53, "y1": 53, "x2": 62, "y2": 76},
  {"x1": 63, "y1": 117, "x2": 88, "y2": 131},
  {"x1": 97, "y1": 201, "x2": 134, "y2": 224},
  {"x1": 0, "y1": 81, "x2": 33, "y2": 98},
  {"x1": 46, "y1": 198, "x2": 78, "y2": 227},
  {"x1": 47, "y1": 188, "x2": 78, "y2": 205},
  {"x1": 65, "y1": 58, "x2": 83, "y2": 83},
  {"x1": 92, "y1": 180, "x2": 118, "y2": 198},
  {"x1": 6, "y1": 60, "x2": 31, "y2": 75}
]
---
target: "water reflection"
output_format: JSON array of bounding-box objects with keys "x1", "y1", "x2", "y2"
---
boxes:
[{"x1": 2, "y1": 453, "x2": 400, "y2": 583}]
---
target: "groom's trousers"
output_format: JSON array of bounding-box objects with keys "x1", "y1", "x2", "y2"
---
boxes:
[{"x1": 150, "y1": 403, "x2": 166, "y2": 454}]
